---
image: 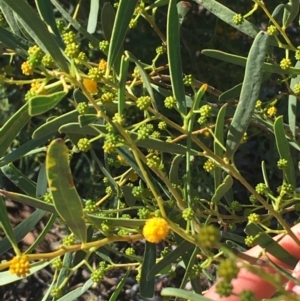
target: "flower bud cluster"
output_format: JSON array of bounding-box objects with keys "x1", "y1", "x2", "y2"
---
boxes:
[
  {"x1": 77, "y1": 138, "x2": 91, "y2": 152},
  {"x1": 137, "y1": 124, "x2": 154, "y2": 140}
]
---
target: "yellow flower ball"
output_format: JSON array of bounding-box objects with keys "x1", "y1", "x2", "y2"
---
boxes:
[
  {"x1": 143, "y1": 217, "x2": 169, "y2": 243},
  {"x1": 21, "y1": 61, "x2": 34, "y2": 76},
  {"x1": 83, "y1": 78, "x2": 98, "y2": 94},
  {"x1": 98, "y1": 59, "x2": 107, "y2": 72},
  {"x1": 9, "y1": 254, "x2": 30, "y2": 277},
  {"x1": 267, "y1": 106, "x2": 277, "y2": 117}
]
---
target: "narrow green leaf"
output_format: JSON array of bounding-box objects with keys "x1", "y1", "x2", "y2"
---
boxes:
[
  {"x1": 137, "y1": 138, "x2": 198, "y2": 155},
  {"x1": 177, "y1": 1, "x2": 191, "y2": 26},
  {"x1": 109, "y1": 270, "x2": 130, "y2": 301},
  {"x1": 288, "y1": 95, "x2": 297, "y2": 138},
  {"x1": 87, "y1": 214, "x2": 146, "y2": 227},
  {"x1": 211, "y1": 175, "x2": 233, "y2": 204},
  {"x1": 36, "y1": 163, "x2": 47, "y2": 198},
  {"x1": 195, "y1": 0, "x2": 279, "y2": 48},
  {"x1": 12, "y1": 16, "x2": 32, "y2": 40},
  {"x1": 87, "y1": 0, "x2": 100, "y2": 34},
  {"x1": 288, "y1": 140, "x2": 300, "y2": 152},
  {"x1": 35, "y1": 0, "x2": 63, "y2": 46},
  {"x1": 222, "y1": 232, "x2": 246, "y2": 245},
  {"x1": 28, "y1": 91, "x2": 67, "y2": 116},
  {"x1": 1, "y1": 0, "x2": 68, "y2": 72},
  {"x1": 46, "y1": 139, "x2": 87, "y2": 242},
  {"x1": 120, "y1": 185, "x2": 136, "y2": 206},
  {"x1": 218, "y1": 73, "x2": 271, "y2": 102},
  {"x1": 172, "y1": 234, "x2": 201, "y2": 291},
  {"x1": 118, "y1": 55, "x2": 130, "y2": 115},
  {"x1": 0, "y1": 209, "x2": 46, "y2": 255},
  {"x1": 0, "y1": 133, "x2": 51, "y2": 167},
  {"x1": 202, "y1": 49, "x2": 300, "y2": 76},
  {"x1": 288, "y1": 62, "x2": 300, "y2": 138},
  {"x1": 0, "y1": 25, "x2": 29, "y2": 59},
  {"x1": 199, "y1": 0, "x2": 259, "y2": 37},
  {"x1": 101, "y1": 2, "x2": 115, "y2": 40},
  {"x1": 251, "y1": 112, "x2": 300, "y2": 152},
  {"x1": 188, "y1": 83, "x2": 207, "y2": 135},
  {"x1": 73, "y1": 88, "x2": 89, "y2": 103},
  {"x1": 245, "y1": 223, "x2": 298, "y2": 267},
  {"x1": 126, "y1": 51, "x2": 157, "y2": 111},
  {"x1": 226, "y1": 31, "x2": 269, "y2": 159},
  {"x1": 26, "y1": 213, "x2": 56, "y2": 254},
  {"x1": 146, "y1": 0, "x2": 169, "y2": 10},
  {"x1": 106, "y1": 0, "x2": 138, "y2": 73},
  {"x1": 185, "y1": 247, "x2": 202, "y2": 293},
  {"x1": 169, "y1": 155, "x2": 183, "y2": 186},
  {"x1": 117, "y1": 147, "x2": 146, "y2": 182},
  {"x1": 41, "y1": 278, "x2": 55, "y2": 301},
  {"x1": 0, "y1": 1, "x2": 21, "y2": 35},
  {"x1": 151, "y1": 83, "x2": 194, "y2": 108},
  {"x1": 147, "y1": 240, "x2": 193, "y2": 280},
  {"x1": 78, "y1": 114, "x2": 98, "y2": 127},
  {"x1": 96, "y1": 247, "x2": 115, "y2": 264},
  {"x1": 161, "y1": 288, "x2": 213, "y2": 301},
  {"x1": 32, "y1": 110, "x2": 79, "y2": 139},
  {"x1": 223, "y1": 172, "x2": 234, "y2": 206},
  {"x1": 0, "y1": 196, "x2": 18, "y2": 250},
  {"x1": 261, "y1": 161, "x2": 270, "y2": 191},
  {"x1": 50, "y1": 0, "x2": 99, "y2": 46},
  {"x1": 1, "y1": 163, "x2": 36, "y2": 196},
  {"x1": 90, "y1": 149, "x2": 119, "y2": 194},
  {"x1": 270, "y1": 4, "x2": 284, "y2": 26},
  {"x1": 65, "y1": 133, "x2": 82, "y2": 148},
  {"x1": 274, "y1": 117, "x2": 295, "y2": 187},
  {"x1": 167, "y1": 0, "x2": 186, "y2": 114},
  {"x1": 140, "y1": 242, "x2": 156, "y2": 298},
  {"x1": 0, "y1": 102, "x2": 30, "y2": 158},
  {"x1": 267, "y1": 257, "x2": 300, "y2": 286},
  {"x1": 103, "y1": 245, "x2": 140, "y2": 263},
  {"x1": 0, "y1": 189, "x2": 56, "y2": 213},
  {"x1": 282, "y1": 0, "x2": 299, "y2": 29},
  {"x1": 56, "y1": 252, "x2": 73, "y2": 295},
  {"x1": 56, "y1": 279, "x2": 93, "y2": 301},
  {"x1": 219, "y1": 83, "x2": 242, "y2": 102},
  {"x1": 32, "y1": 104, "x2": 100, "y2": 139},
  {"x1": 101, "y1": 2, "x2": 122, "y2": 71},
  {"x1": 214, "y1": 104, "x2": 227, "y2": 189},
  {"x1": 193, "y1": 84, "x2": 207, "y2": 111}
]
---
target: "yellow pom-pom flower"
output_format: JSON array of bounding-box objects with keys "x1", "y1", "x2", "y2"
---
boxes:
[
  {"x1": 83, "y1": 78, "x2": 98, "y2": 94},
  {"x1": 9, "y1": 254, "x2": 30, "y2": 277},
  {"x1": 21, "y1": 61, "x2": 34, "y2": 76},
  {"x1": 280, "y1": 58, "x2": 292, "y2": 70},
  {"x1": 267, "y1": 106, "x2": 277, "y2": 117},
  {"x1": 143, "y1": 217, "x2": 169, "y2": 243},
  {"x1": 98, "y1": 59, "x2": 107, "y2": 72}
]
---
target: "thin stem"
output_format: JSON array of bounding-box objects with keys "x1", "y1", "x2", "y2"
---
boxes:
[
  {"x1": 131, "y1": 148, "x2": 167, "y2": 218},
  {"x1": 258, "y1": 2, "x2": 297, "y2": 51},
  {"x1": 142, "y1": 12, "x2": 166, "y2": 43}
]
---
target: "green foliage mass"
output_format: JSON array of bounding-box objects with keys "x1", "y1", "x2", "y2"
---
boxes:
[{"x1": 0, "y1": 0, "x2": 300, "y2": 300}]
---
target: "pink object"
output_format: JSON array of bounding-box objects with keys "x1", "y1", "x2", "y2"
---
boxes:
[
  {"x1": 204, "y1": 225, "x2": 300, "y2": 301},
  {"x1": 285, "y1": 260, "x2": 300, "y2": 295}
]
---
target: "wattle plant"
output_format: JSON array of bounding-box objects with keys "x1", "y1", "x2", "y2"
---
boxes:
[{"x1": 0, "y1": 0, "x2": 300, "y2": 300}]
